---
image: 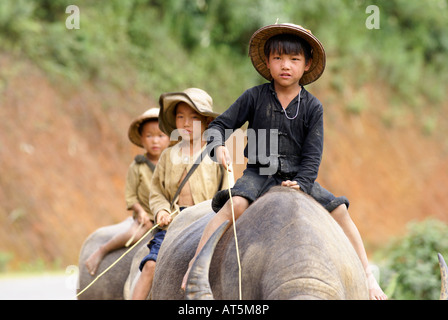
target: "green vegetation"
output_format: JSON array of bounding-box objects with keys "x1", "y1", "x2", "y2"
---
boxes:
[
  {"x1": 0, "y1": 251, "x2": 13, "y2": 272},
  {"x1": 1, "y1": 0, "x2": 447, "y2": 116},
  {"x1": 378, "y1": 219, "x2": 448, "y2": 300},
  {"x1": 1, "y1": 1, "x2": 448, "y2": 293}
]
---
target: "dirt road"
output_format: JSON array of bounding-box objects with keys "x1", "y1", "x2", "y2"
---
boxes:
[{"x1": 0, "y1": 273, "x2": 77, "y2": 300}]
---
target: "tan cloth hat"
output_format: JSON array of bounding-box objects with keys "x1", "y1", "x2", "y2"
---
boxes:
[
  {"x1": 249, "y1": 23, "x2": 326, "y2": 85},
  {"x1": 158, "y1": 88, "x2": 220, "y2": 136},
  {"x1": 128, "y1": 107, "x2": 160, "y2": 148}
]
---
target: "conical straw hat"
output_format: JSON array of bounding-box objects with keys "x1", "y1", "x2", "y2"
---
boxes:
[
  {"x1": 158, "y1": 88, "x2": 220, "y2": 136},
  {"x1": 128, "y1": 107, "x2": 160, "y2": 148},
  {"x1": 249, "y1": 23, "x2": 326, "y2": 85}
]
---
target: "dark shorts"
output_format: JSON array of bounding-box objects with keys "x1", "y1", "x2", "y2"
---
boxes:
[
  {"x1": 212, "y1": 167, "x2": 349, "y2": 213},
  {"x1": 138, "y1": 207, "x2": 189, "y2": 271},
  {"x1": 139, "y1": 229, "x2": 166, "y2": 271}
]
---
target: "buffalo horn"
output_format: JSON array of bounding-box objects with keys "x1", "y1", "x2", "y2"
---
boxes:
[
  {"x1": 186, "y1": 221, "x2": 229, "y2": 300},
  {"x1": 438, "y1": 253, "x2": 448, "y2": 300}
]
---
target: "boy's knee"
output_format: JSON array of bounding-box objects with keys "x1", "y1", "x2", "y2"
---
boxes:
[
  {"x1": 142, "y1": 260, "x2": 156, "y2": 274},
  {"x1": 330, "y1": 204, "x2": 349, "y2": 220},
  {"x1": 231, "y1": 196, "x2": 249, "y2": 216},
  {"x1": 221, "y1": 196, "x2": 249, "y2": 218}
]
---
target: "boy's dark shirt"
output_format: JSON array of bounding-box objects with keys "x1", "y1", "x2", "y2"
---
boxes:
[{"x1": 206, "y1": 81, "x2": 324, "y2": 195}]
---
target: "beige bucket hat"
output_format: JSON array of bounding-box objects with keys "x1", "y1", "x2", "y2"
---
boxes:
[
  {"x1": 249, "y1": 23, "x2": 326, "y2": 85},
  {"x1": 158, "y1": 88, "x2": 220, "y2": 136},
  {"x1": 128, "y1": 107, "x2": 160, "y2": 148}
]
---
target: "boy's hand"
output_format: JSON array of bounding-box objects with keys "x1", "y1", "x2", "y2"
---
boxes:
[
  {"x1": 137, "y1": 210, "x2": 151, "y2": 226},
  {"x1": 157, "y1": 210, "x2": 172, "y2": 227},
  {"x1": 281, "y1": 180, "x2": 301, "y2": 191},
  {"x1": 216, "y1": 146, "x2": 232, "y2": 171}
]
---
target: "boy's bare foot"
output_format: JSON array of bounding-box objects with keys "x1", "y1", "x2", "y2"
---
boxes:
[
  {"x1": 367, "y1": 272, "x2": 387, "y2": 300},
  {"x1": 85, "y1": 249, "x2": 105, "y2": 276}
]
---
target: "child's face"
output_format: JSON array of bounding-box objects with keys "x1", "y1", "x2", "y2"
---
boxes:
[
  {"x1": 175, "y1": 102, "x2": 208, "y2": 143},
  {"x1": 139, "y1": 120, "x2": 170, "y2": 159},
  {"x1": 266, "y1": 51, "x2": 311, "y2": 88}
]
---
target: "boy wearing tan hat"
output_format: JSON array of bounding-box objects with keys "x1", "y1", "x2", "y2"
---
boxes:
[
  {"x1": 132, "y1": 88, "x2": 229, "y2": 299},
  {"x1": 85, "y1": 108, "x2": 170, "y2": 276},
  {"x1": 183, "y1": 23, "x2": 386, "y2": 300}
]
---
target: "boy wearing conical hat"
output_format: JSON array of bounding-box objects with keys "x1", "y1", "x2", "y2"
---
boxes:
[
  {"x1": 85, "y1": 108, "x2": 170, "y2": 276},
  {"x1": 183, "y1": 23, "x2": 387, "y2": 300},
  {"x1": 131, "y1": 88, "x2": 229, "y2": 299}
]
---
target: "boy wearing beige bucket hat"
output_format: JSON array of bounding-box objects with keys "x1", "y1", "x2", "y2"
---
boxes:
[
  {"x1": 183, "y1": 23, "x2": 386, "y2": 300},
  {"x1": 84, "y1": 107, "x2": 170, "y2": 276},
  {"x1": 132, "y1": 88, "x2": 230, "y2": 299}
]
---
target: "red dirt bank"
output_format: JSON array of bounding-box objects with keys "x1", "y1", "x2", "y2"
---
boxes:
[{"x1": 1, "y1": 54, "x2": 447, "y2": 269}]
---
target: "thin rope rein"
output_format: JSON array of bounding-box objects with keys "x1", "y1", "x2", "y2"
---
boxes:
[
  {"x1": 125, "y1": 221, "x2": 143, "y2": 247},
  {"x1": 226, "y1": 163, "x2": 242, "y2": 300},
  {"x1": 76, "y1": 209, "x2": 178, "y2": 298},
  {"x1": 78, "y1": 164, "x2": 242, "y2": 299}
]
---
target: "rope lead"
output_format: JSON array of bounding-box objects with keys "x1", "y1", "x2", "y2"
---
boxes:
[
  {"x1": 76, "y1": 209, "x2": 178, "y2": 298},
  {"x1": 227, "y1": 163, "x2": 242, "y2": 300},
  {"x1": 78, "y1": 163, "x2": 241, "y2": 299}
]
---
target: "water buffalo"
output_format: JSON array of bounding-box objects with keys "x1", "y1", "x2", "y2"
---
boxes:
[
  {"x1": 78, "y1": 188, "x2": 448, "y2": 300},
  {"x1": 77, "y1": 218, "x2": 152, "y2": 300},
  {"x1": 152, "y1": 187, "x2": 369, "y2": 299},
  {"x1": 76, "y1": 201, "x2": 212, "y2": 300}
]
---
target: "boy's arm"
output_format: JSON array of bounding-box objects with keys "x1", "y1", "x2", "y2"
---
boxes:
[
  {"x1": 124, "y1": 162, "x2": 141, "y2": 211},
  {"x1": 125, "y1": 161, "x2": 152, "y2": 225},
  {"x1": 130, "y1": 203, "x2": 151, "y2": 225},
  {"x1": 149, "y1": 151, "x2": 172, "y2": 224},
  {"x1": 293, "y1": 104, "x2": 324, "y2": 194},
  {"x1": 206, "y1": 89, "x2": 253, "y2": 161}
]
